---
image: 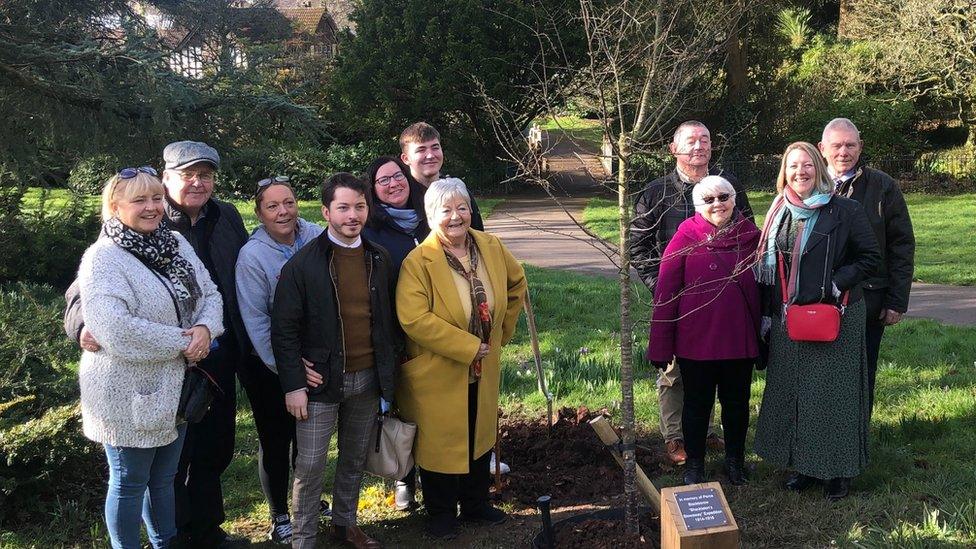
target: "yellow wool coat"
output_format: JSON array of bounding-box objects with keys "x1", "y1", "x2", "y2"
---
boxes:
[{"x1": 395, "y1": 229, "x2": 527, "y2": 474}]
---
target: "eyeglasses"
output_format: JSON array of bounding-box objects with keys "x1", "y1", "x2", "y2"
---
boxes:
[
  {"x1": 699, "y1": 193, "x2": 731, "y2": 205},
  {"x1": 118, "y1": 166, "x2": 158, "y2": 179},
  {"x1": 375, "y1": 172, "x2": 407, "y2": 187},
  {"x1": 177, "y1": 170, "x2": 215, "y2": 183},
  {"x1": 257, "y1": 175, "x2": 290, "y2": 188}
]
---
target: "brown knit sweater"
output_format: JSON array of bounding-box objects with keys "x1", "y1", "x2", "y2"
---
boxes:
[{"x1": 333, "y1": 245, "x2": 374, "y2": 372}]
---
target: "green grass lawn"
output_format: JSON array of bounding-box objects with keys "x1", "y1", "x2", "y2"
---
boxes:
[
  {"x1": 537, "y1": 115, "x2": 604, "y2": 150},
  {"x1": 583, "y1": 192, "x2": 976, "y2": 286},
  {"x1": 3, "y1": 266, "x2": 976, "y2": 547}
]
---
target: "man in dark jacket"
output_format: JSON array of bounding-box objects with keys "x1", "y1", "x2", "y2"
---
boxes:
[
  {"x1": 272, "y1": 173, "x2": 399, "y2": 549},
  {"x1": 629, "y1": 120, "x2": 754, "y2": 465},
  {"x1": 819, "y1": 118, "x2": 916, "y2": 414},
  {"x1": 158, "y1": 141, "x2": 253, "y2": 548}
]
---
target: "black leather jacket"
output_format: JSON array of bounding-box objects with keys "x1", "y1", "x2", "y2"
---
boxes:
[
  {"x1": 271, "y1": 234, "x2": 401, "y2": 403},
  {"x1": 765, "y1": 196, "x2": 882, "y2": 317}
]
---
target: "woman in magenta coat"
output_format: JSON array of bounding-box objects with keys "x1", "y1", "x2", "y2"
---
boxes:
[{"x1": 647, "y1": 175, "x2": 761, "y2": 486}]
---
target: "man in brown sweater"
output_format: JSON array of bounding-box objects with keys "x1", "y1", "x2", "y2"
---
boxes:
[{"x1": 272, "y1": 173, "x2": 400, "y2": 549}]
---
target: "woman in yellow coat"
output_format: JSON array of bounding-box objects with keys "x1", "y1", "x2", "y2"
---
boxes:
[{"x1": 395, "y1": 177, "x2": 526, "y2": 539}]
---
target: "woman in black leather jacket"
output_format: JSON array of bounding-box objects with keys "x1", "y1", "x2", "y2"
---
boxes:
[{"x1": 753, "y1": 141, "x2": 880, "y2": 502}]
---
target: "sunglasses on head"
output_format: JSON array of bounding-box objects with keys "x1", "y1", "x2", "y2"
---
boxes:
[
  {"x1": 118, "y1": 166, "x2": 158, "y2": 179},
  {"x1": 699, "y1": 193, "x2": 731, "y2": 205},
  {"x1": 257, "y1": 175, "x2": 290, "y2": 188}
]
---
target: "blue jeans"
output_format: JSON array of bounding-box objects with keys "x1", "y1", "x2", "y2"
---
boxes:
[{"x1": 103, "y1": 425, "x2": 187, "y2": 549}]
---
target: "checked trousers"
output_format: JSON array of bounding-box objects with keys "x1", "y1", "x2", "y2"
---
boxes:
[{"x1": 290, "y1": 368, "x2": 379, "y2": 549}]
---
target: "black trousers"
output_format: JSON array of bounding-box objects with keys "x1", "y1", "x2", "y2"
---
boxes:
[
  {"x1": 677, "y1": 358, "x2": 753, "y2": 462},
  {"x1": 238, "y1": 353, "x2": 296, "y2": 517},
  {"x1": 863, "y1": 289, "x2": 887, "y2": 417},
  {"x1": 174, "y1": 332, "x2": 240, "y2": 545},
  {"x1": 418, "y1": 382, "x2": 491, "y2": 519}
]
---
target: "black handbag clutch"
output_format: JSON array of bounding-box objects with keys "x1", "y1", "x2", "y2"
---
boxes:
[{"x1": 177, "y1": 364, "x2": 222, "y2": 425}]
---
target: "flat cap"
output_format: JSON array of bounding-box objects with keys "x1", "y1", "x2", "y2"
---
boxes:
[{"x1": 163, "y1": 141, "x2": 220, "y2": 171}]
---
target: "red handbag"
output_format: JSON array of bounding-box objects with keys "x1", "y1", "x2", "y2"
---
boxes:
[{"x1": 778, "y1": 252, "x2": 847, "y2": 342}]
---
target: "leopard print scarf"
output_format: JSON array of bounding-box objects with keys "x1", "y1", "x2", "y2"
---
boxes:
[
  {"x1": 104, "y1": 216, "x2": 201, "y2": 325},
  {"x1": 443, "y1": 237, "x2": 491, "y2": 378}
]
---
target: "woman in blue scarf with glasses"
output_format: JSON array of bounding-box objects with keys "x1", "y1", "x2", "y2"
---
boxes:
[
  {"x1": 362, "y1": 156, "x2": 430, "y2": 272},
  {"x1": 753, "y1": 141, "x2": 880, "y2": 502}
]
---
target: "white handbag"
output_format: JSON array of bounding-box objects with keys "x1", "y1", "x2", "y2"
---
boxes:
[{"x1": 365, "y1": 413, "x2": 417, "y2": 480}]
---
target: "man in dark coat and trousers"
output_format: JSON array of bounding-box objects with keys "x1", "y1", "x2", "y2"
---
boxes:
[{"x1": 819, "y1": 117, "x2": 916, "y2": 415}]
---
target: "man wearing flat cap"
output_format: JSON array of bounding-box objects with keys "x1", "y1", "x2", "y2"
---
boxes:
[
  {"x1": 159, "y1": 141, "x2": 253, "y2": 548},
  {"x1": 66, "y1": 141, "x2": 252, "y2": 547}
]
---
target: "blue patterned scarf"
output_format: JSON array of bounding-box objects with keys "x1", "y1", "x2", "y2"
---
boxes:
[
  {"x1": 381, "y1": 204, "x2": 421, "y2": 233},
  {"x1": 755, "y1": 186, "x2": 832, "y2": 292}
]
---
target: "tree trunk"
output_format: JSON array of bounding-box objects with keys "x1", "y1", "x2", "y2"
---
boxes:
[
  {"x1": 723, "y1": 20, "x2": 750, "y2": 162},
  {"x1": 723, "y1": 0, "x2": 749, "y2": 106},
  {"x1": 838, "y1": 0, "x2": 853, "y2": 39},
  {"x1": 617, "y1": 131, "x2": 639, "y2": 535}
]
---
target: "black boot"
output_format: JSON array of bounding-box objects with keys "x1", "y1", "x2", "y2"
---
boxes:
[
  {"x1": 825, "y1": 477, "x2": 851, "y2": 501},
  {"x1": 784, "y1": 471, "x2": 818, "y2": 492},
  {"x1": 683, "y1": 458, "x2": 706, "y2": 485},
  {"x1": 724, "y1": 457, "x2": 748, "y2": 486}
]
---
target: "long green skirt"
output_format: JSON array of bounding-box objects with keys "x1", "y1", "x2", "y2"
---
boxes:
[{"x1": 754, "y1": 300, "x2": 870, "y2": 480}]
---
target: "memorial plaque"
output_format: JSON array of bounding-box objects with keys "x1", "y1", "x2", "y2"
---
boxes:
[{"x1": 674, "y1": 487, "x2": 729, "y2": 530}]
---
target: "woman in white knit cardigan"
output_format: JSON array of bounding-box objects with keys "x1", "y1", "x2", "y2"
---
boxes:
[{"x1": 77, "y1": 168, "x2": 224, "y2": 549}]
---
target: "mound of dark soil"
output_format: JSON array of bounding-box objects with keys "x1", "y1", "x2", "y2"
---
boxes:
[
  {"x1": 492, "y1": 406, "x2": 668, "y2": 506},
  {"x1": 553, "y1": 512, "x2": 659, "y2": 548}
]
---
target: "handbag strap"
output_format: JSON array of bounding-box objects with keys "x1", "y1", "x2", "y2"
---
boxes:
[
  {"x1": 374, "y1": 413, "x2": 384, "y2": 452},
  {"x1": 777, "y1": 250, "x2": 849, "y2": 311},
  {"x1": 186, "y1": 364, "x2": 225, "y2": 396},
  {"x1": 776, "y1": 250, "x2": 789, "y2": 305},
  {"x1": 121, "y1": 247, "x2": 183, "y2": 326}
]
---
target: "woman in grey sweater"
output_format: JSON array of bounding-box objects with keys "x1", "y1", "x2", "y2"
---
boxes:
[
  {"x1": 77, "y1": 168, "x2": 223, "y2": 549},
  {"x1": 234, "y1": 176, "x2": 324, "y2": 544}
]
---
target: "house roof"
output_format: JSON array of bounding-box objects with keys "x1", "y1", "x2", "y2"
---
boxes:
[{"x1": 277, "y1": 7, "x2": 335, "y2": 35}]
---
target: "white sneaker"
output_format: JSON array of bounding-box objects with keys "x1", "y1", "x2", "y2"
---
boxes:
[
  {"x1": 489, "y1": 452, "x2": 511, "y2": 474},
  {"x1": 319, "y1": 499, "x2": 332, "y2": 518},
  {"x1": 269, "y1": 513, "x2": 293, "y2": 544}
]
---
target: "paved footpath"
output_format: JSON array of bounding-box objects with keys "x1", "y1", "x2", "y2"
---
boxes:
[{"x1": 487, "y1": 196, "x2": 976, "y2": 327}]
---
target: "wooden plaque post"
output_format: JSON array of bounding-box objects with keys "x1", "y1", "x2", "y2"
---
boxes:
[{"x1": 661, "y1": 482, "x2": 739, "y2": 548}]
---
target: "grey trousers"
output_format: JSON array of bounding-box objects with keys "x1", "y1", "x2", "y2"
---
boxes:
[
  {"x1": 657, "y1": 358, "x2": 719, "y2": 441},
  {"x1": 291, "y1": 369, "x2": 378, "y2": 549}
]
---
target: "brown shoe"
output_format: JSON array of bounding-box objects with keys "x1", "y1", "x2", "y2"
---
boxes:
[
  {"x1": 666, "y1": 439, "x2": 687, "y2": 465},
  {"x1": 706, "y1": 433, "x2": 726, "y2": 451},
  {"x1": 330, "y1": 524, "x2": 383, "y2": 549}
]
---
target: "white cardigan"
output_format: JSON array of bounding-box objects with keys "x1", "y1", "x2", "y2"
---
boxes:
[{"x1": 77, "y1": 232, "x2": 224, "y2": 448}]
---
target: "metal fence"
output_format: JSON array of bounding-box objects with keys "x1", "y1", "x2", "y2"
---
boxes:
[
  {"x1": 719, "y1": 154, "x2": 976, "y2": 193},
  {"x1": 467, "y1": 153, "x2": 976, "y2": 194}
]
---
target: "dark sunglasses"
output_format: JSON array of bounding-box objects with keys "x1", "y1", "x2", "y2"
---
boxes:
[
  {"x1": 257, "y1": 175, "x2": 290, "y2": 188},
  {"x1": 118, "y1": 166, "x2": 158, "y2": 179},
  {"x1": 699, "y1": 193, "x2": 731, "y2": 205}
]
